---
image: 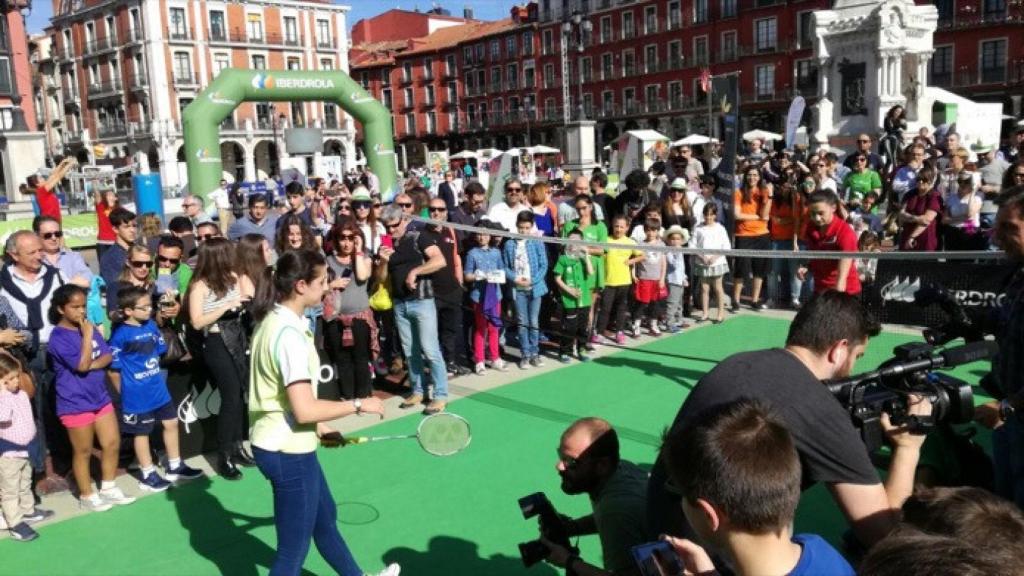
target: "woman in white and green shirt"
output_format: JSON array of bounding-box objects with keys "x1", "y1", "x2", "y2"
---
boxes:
[{"x1": 248, "y1": 249, "x2": 398, "y2": 576}]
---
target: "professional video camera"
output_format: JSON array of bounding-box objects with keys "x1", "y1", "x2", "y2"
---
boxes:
[
  {"x1": 825, "y1": 341, "x2": 997, "y2": 453},
  {"x1": 517, "y1": 492, "x2": 577, "y2": 568},
  {"x1": 914, "y1": 283, "x2": 987, "y2": 346}
]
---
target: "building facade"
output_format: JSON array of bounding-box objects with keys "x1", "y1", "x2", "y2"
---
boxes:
[
  {"x1": 1, "y1": 2, "x2": 46, "y2": 203},
  {"x1": 352, "y1": 0, "x2": 1023, "y2": 164},
  {"x1": 47, "y1": 0, "x2": 353, "y2": 194}
]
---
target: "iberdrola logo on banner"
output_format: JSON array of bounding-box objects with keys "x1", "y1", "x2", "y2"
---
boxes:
[
  {"x1": 195, "y1": 148, "x2": 220, "y2": 164},
  {"x1": 252, "y1": 73, "x2": 336, "y2": 90},
  {"x1": 251, "y1": 73, "x2": 276, "y2": 90}
]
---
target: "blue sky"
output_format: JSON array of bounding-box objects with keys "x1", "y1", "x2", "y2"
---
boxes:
[{"x1": 25, "y1": 1, "x2": 512, "y2": 34}]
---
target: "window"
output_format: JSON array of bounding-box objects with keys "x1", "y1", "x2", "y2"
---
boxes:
[
  {"x1": 583, "y1": 93, "x2": 593, "y2": 117},
  {"x1": 447, "y1": 82, "x2": 457, "y2": 104},
  {"x1": 109, "y1": 59, "x2": 120, "y2": 84},
  {"x1": 129, "y1": 9, "x2": 141, "y2": 39},
  {"x1": 423, "y1": 57, "x2": 433, "y2": 79},
  {"x1": 693, "y1": 0, "x2": 708, "y2": 24},
  {"x1": 797, "y1": 12, "x2": 813, "y2": 49},
  {"x1": 492, "y1": 100, "x2": 503, "y2": 124},
  {"x1": 209, "y1": 10, "x2": 225, "y2": 40},
  {"x1": 645, "y1": 84, "x2": 658, "y2": 108},
  {"x1": 602, "y1": 90, "x2": 613, "y2": 113},
  {"x1": 580, "y1": 57, "x2": 592, "y2": 83},
  {"x1": 464, "y1": 46, "x2": 473, "y2": 64},
  {"x1": 283, "y1": 16, "x2": 298, "y2": 44},
  {"x1": 524, "y1": 64, "x2": 535, "y2": 88},
  {"x1": 755, "y1": 64, "x2": 775, "y2": 99},
  {"x1": 247, "y1": 14, "x2": 263, "y2": 41},
  {"x1": 929, "y1": 45, "x2": 953, "y2": 87},
  {"x1": 507, "y1": 63, "x2": 519, "y2": 89},
  {"x1": 491, "y1": 67, "x2": 502, "y2": 91},
  {"x1": 623, "y1": 87, "x2": 636, "y2": 112},
  {"x1": 507, "y1": 36, "x2": 517, "y2": 57},
  {"x1": 721, "y1": 31, "x2": 737, "y2": 62},
  {"x1": 980, "y1": 39, "x2": 1007, "y2": 82},
  {"x1": 542, "y1": 30, "x2": 553, "y2": 55},
  {"x1": 465, "y1": 71, "x2": 474, "y2": 94},
  {"x1": 475, "y1": 43, "x2": 484, "y2": 61},
  {"x1": 935, "y1": 0, "x2": 954, "y2": 22},
  {"x1": 622, "y1": 12, "x2": 635, "y2": 40},
  {"x1": 467, "y1": 103, "x2": 476, "y2": 125},
  {"x1": 668, "y1": 1, "x2": 681, "y2": 30},
  {"x1": 214, "y1": 53, "x2": 230, "y2": 74},
  {"x1": 667, "y1": 40, "x2": 684, "y2": 69},
  {"x1": 720, "y1": 0, "x2": 736, "y2": 19},
  {"x1": 89, "y1": 63, "x2": 98, "y2": 85},
  {"x1": 755, "y1": 18, "x2": 777, "y2": 53},
  {"x1": 403, "y1": 62, "x2": 412, "y2": 82},
  {"x1": 476, "y1": 70, "x2": 485, "y2": 91},
  {"x1": 256, "y1": 102, "x2": 271, "y2": 127},
  {"x1": 644, "y1": 6, "x2": 658, "y2": 34},
  {"x1": 381, "y1": 69, "x2": 390, "y2": 85},
  {"x1": 622, "y1": 50, "x2": 635, "y2": 77},
  {"x1": 105, "y1": 15, "x2": 115, "y2": 42},
  {"x1": 509, "y1": 96, "x2": 520, "y2": 116},
  {"x1": 644, "y1": 45, "x2": 658, "y2": 73},
  {"x1": 602, "y1": 53, "x2": 614, "y2": 79},
  {"x1": 446, "y1": 55, "x2": 456, "y2": 76},
  {"x1": 291, "y1": 102, "x2": 303, "y2": 125},
  {"x1": 405, "y1": 113, "x2": 415, "y2": 135},
  {"x1": 404, "y1": 87, "x2": 414, "y2": 106},
  {"x1": 600, "y1": 16, "x2": 612, "y2": 43},
  {"x1": 425, "y1": 85, "x2": 435, "y2": 106},
  {"x1": 491, "y1": 39, "x2": 501, "y2": 60},
  {"x1": 252, "y1": 55, "x2": 266, "y2": 69},
  {"x1": 522, "y1": 31, "x2": 534, "y2": 56},
  {"x1": 543, "y1": 64, "x2": 555, "y2": 88},
  {"x1": 324, "y1": 103, "x2": 338, "y2": 128},
  {"x1": 317, "y1": 19, "x2": 331, "y2": 47},
  {"x1": 795, "y1": 60, "x2": 818, "y2": 95},
  {"x1": 668, "y1": 81, "x2": 683, "y2": 107},
  {"x1": 85, "y1": 22, "x2": 95, "y2": 44},
  {"x1": 173, "y1": 52, "x2": 191, "y2": 81},
  {"x1": 62, "y1": 29, "x2": 71, "y2": 57},
  {"x1": 286, "y1": 57, "x2": 301, "y2": 71},
  {"x1": 320, "y1": 58, "x2": 333, "y2": 70},
  {"x1": 693, "y1": 36, "x2": 708, "y2": 66},
  {"x1": 544, "y1": 98, "x2": 555, "y2": 120},
  {"x1": 479, "y1": 102, "x2": 487, "y2": 125},
  {"x1": 169, "y1": 8, "x2": 187, "y2": 39},
  {"x1": 382, "y1": 89, "x2": 392, "y2": 109},
  {"x1": 426, "y1": 112, "x2": 436, "y2": 134},
  {"x1": 984, "y1": 0, "x2": 1007, "y2": 21}
]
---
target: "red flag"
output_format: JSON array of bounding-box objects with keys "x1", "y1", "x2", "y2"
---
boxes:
[{"x1": 700, "y1": 68, "x2": 712, "y2": 93}]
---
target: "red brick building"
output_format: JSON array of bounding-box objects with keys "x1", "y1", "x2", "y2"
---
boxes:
[{"x1": 352, "y1": 0, "x2": 1024, "y2": 165}]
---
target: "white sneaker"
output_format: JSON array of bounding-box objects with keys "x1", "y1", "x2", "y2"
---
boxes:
[
  {"x1": 99, "y1": 486, "x2": 137, "y2": 506},
  {"x1": 366, "y1": 564, "x2": 401, "y2": 576},
  {"x1": 631, "y1": 320, "x2": 642, "y2": 337},
  {"x1": 80, "y1": 494, "x2": 113, "y2": 513},
  {"x1": 649, "y1": 322, "x2": 661, "y2": 336},
  {"x1": 474, "y1": 362, "x2": 486, "y2": 375},
  {"x1": 490, "y1": 359, "x2": 508, "y2": 372}
]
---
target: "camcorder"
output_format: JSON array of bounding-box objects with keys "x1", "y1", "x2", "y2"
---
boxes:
[
  {"x1": 825, "y1": 340, "x2": 996, "y2": 453},
  {"x1": 517, "y1": 492, "x2": 576, "y2": 568}
]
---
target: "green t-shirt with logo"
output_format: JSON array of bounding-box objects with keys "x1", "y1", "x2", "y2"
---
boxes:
[{"x1": 553, "y1": 254, "x2": 592, "y2": 309}]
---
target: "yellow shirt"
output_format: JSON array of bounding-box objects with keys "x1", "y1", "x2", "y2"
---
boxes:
[
  {"x1": 604, "y1": 237, "x2": 641, "y2": 287},
  {"x1": 248, "y1": 305, "x2": 319, "y2": 454}
]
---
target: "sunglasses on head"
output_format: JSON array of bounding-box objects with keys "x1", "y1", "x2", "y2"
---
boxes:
[
  {"x1": 130, "y1": 260, "x2": 152, "y2": 268},
  {"x1": 158, "y1": 255, "x2": 180, "y2": 265},
  {"x1": 41, "y1": 231, "x2": 63, "y2": 240}
]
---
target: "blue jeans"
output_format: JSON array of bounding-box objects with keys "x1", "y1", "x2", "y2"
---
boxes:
[
  {"x1": 252, "y1": 448, "x2": 362, "y2": 576},
  {"x1": 514, "y1": 290, "x2": 542, "y2": 359},
  {"x1": 993, "y1": 416, "x2": 1024, "y2": 509},
  {"x1": 769, "y1": 239, "x2": 803, "y2": 304},
  {"x1": 393, "y1": 298, "x2": 449, "y2": 399}
]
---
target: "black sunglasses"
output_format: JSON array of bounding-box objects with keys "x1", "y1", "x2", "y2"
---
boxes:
[
  {"x1": 338, "y1": 205, "x2": 352, "y2": 211},
  {"x1": 41, "y1": 231, "x2": 63, "y2": 240},
  {"x1": 353, "y1": 202, "x2": 372, "y2": 209},
  {"x1": 339, "y1": 233, "x2": 357, "y2": 241},
  {"x1": 1015, "y1": 172, "x2": 1024, "y2": 178},
  {"x1": 429, "y1": 206, "x2": 447, "y2": 213},
  {"x1": 384, "y1": 222, "x2": 402, "y2": 230},
  {"x1": 199, "y1": 234, "x2": 218, "y2": 241},
  {"x1": 396, "y1": 202, "x2": 413, "y2": 208},
  {"x1": 158, "y1": 255, "x2": 180, "y2": 265},
  {"x1": 506, "y1": 187, "x2": 522, "y2": 193},
  {"x1": 130, "y1": 260, "x2": 152, "y2": 268}
]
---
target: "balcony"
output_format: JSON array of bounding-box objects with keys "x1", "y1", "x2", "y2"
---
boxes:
[
  {"x1": 129, "y1": 72, "x2": 148, "y2": 91},
  {"x1": 283, "y1": 35, "x2": 301, "y2": 47},
  {"x1": 209, "y1": 29, "x2": 227, "y2": 42},
  {"x1": 129, "y1": 121, "x2": 153, "y2": 137},
  {"x1": 126, "y1": 28, "x2": 144, "y2": 45},
  {"x1": 219, "y1": 118, "x2": 238, "y2": 131},
  {"x1": 420, "y1": 72, "x2": 434, "y2": 83},
  {"x1": 937, "y1": 10, "x2": 1015, "y2": 30},
  {"x1": 83, "y1": 36, "x2": 116, "y2": 56},
  {"x1": 87, "y1": 79, "x2": 122, "y2": 99},
  {"x1": 442, "y1": 68, "x2": 457, "y2": 81},
  {"x1": 420, "y1": 98, "x2": 434, "y2": 109},
  {"x1": 168, "y1": 29, "x2": 193, "y2": 42},
  {"x1": 622, "y1": 27, "x2": 637, "y2": 40},
  {"x1": 97, "y1": 122, "x2": 127, "y2": 138},
  {"x1": 400, "y1": 73, "x2": 413, "y2": 86},
  {"x1": 400, "y1": 101, "x2": 414, "y2": 111},
  {"x1": 62, "y1": 86, "x2": 79, "y2": 104},
  {"x1": 172, "y1": 73, "x2": 198, "y2": 88},
  {"x1": 316, "y1": 38, "x2": 337, "y2": 50},
  {"x1": 323, "y1": 117, "x2": 341, "y2": 130}
]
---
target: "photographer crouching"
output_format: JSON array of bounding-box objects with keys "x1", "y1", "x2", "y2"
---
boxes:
[
  {"x1": 975, "y1": 187, "x2": 1024, "y2": 508},
  {"x1": 523, "y1": 418, "x2": 649, "y2": 576},
  {"x1": 648, "y1": 291, "x2": 931, "y2": 550}
]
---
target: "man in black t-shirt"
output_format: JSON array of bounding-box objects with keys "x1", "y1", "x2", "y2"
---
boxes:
[
  {"x1": 379, "y1": 204, "x2": 450, "y2": 415},
  {"x1": 647, "y1": 292, "x2": 930, "y2": 549},
  {"x1": 424, "y1": 198, "x2": 469, "y2": 377}
]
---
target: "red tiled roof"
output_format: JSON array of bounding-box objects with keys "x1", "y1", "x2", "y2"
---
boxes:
[{"x1": 401, "y1": 18, "x2": 519, "y2": 57}]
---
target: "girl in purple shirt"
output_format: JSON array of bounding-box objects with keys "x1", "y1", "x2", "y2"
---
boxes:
[{"x1": 48, "y1": 285, "x2": 135, "y2": 512}]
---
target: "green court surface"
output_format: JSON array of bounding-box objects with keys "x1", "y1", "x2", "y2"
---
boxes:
[{"x1": 0, "y1": 316, "x2": 991, "y2": 575}]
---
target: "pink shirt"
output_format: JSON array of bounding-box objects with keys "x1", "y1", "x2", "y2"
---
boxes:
[{"x1": 0, "y1": 387, "x2": 35, "y2": 458}]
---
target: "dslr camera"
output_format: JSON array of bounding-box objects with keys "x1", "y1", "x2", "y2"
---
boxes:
[
  {"x1": 825, "y1": 341, "x2": 995, "y2": 453},
  {"x1": 517, "y1": 492, "x2": 576, "y2": 568}
]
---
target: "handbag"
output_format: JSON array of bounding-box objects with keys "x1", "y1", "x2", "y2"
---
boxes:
[
  {"x1": 160, "y1": 324, "x2": 190, "y2": 366},
  {"x1": 369, "y1": 282, "x2": 393, "y2": 312}
]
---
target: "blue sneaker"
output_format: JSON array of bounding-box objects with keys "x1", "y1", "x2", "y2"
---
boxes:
[
  {"x1": 138, "y1": 472, "x2": 172, "y2": 492},
  {"x1": 165, "y1": 463, "x2": 205, "y2": 482}
]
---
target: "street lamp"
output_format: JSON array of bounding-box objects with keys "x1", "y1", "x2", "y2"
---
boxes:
[{"x1": 561, "y1": 11, "x2": 592, "y2": 124}]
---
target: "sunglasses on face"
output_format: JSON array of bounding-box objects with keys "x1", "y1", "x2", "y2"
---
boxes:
[
  {"x1": 506, "y1": 188, "x2": 522, "y2": 193},
  {"x1": 158, "y1": 255, "x2": 180, "y2": 265},
  {"x1": 41, "y1": 231, "x2": 63, "y2": 240},
  {"x1": 199, "y1": 234, "x2": 218, "y2": 241},
  {"x1": 429, "y1": 206, "x2": 447, "y2": 213},
  {"x1": 130, "y1": 260, "x2": 152, "y2": 268},
  {"x1": 339, "y1": 234, "x2": 357, "y2": 241},
  {"x1": 353, "y1": 202, "x2": 371, "y2": 210},
  {"x1": 181, "y1": 203, "x2": 195, "y2": 208},
  {"x1": 384, "y1": 222, "x2": 402, "y2": 230},
  {"x1": 396, "y1": 202, "x2": 413, "y2": 208},
  {"x1": 339, "y1": 205, "x2": 352, "y2": 211}
]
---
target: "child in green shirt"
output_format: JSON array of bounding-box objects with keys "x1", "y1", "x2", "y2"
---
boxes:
[{"x1": 553, "y1": 229, "x2": 594, "y2": 363}]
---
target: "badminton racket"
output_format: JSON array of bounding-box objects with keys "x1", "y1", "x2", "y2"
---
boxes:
[{"x1": 321, "y1": 412, "x2": 471, "y2": 457}]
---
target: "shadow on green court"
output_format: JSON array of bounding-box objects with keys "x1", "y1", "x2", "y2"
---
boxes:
[{"x1": 383, "y1": 535, "x2": 558, "y2": 576}]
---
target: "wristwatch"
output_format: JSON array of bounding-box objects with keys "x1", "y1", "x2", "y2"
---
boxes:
[
  {"x1": 353, "y1": 398, "x2": 363, "y2": 415},
  {"x1": 999, "y1": 399, "x2": 1015, "y2": 421}
]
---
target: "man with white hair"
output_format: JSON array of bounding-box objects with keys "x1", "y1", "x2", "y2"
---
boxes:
[
  {"x1": 557, "y1": 175, "x2": 605, "y2": 225},
  {"x1": 181, "y1": 194, "x2": 210, "y2": 229}
]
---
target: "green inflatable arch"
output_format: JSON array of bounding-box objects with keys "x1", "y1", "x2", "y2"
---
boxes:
[{"x1": 183, "y1": 68, "x2": 398, "y2": 202}]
